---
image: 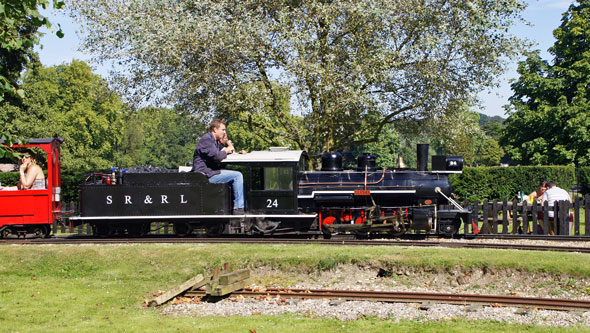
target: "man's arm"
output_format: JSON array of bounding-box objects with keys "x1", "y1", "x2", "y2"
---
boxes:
[{"x1": 199, "y1": 135, "x2": 228, "y2": 161}]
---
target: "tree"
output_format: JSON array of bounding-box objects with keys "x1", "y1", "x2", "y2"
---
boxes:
[
  {"x1": 0, "y1": 60, "x2": 126, "y2": 169},
  {"x1": 67, "y1": 0, "x2": 527, "y2": 161},
  {"x1": 118, "y1": 106, "x2": 203, "y2": 169},
  {"x1": 0, "y1": 0, "x2": 64, "y2": 158},
  {"x1": 502, "y1": 0, "x2": 590, "y2": 166}
]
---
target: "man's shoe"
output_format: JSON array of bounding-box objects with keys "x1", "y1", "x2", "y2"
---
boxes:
[{"x1": 233, "y1": 208, "x2": 245, "y2": 215}]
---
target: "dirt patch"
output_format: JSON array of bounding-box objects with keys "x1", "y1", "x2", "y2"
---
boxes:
[{"x1": 249, "y1": 263, "x2": 590, "y2": 300}]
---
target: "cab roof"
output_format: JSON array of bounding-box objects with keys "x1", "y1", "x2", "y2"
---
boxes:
[{"x1": 222, "y1": 149, "x2": 306, "y2": 163}]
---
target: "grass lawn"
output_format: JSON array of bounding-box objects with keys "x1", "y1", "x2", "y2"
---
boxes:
[{"x1": 1, "y1": 243, "x2": 590, "y2": 332}]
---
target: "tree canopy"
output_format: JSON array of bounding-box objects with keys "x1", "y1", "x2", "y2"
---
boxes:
[
  {"x1": 0, "y1": 60, "x2": 200, "y2": 170},
  {"x1": 67, "y1": 0, "x2": 526, "y2": 159},
  {"x1": 502, "y1": 0, "x2": 590, "y2": 166},
  {"x1": 0, "y1": 0, "x2": 64, "y2": 158}
]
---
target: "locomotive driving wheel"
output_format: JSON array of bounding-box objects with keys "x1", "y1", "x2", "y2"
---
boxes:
[
  {"x1": 387, "y1": 214, "x2": 408, "y2": 237},
  {"x1": 173, "y1": 222, "x2": 192, "y2": 237}
]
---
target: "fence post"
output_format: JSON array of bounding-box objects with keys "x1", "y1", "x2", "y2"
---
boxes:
[
  {"x1": 502, "y1": 200, "x2": 508, "y2": 234},
  {"x1": 492, "y1": 201, "x2": 499, "y2": 234},
  {"x1": 512, "y1": 200, "x2": 518, "y2": 234},
  {"x1": 586, "y1": 195, "x2": 590, "y2": 236},
  {"x1": 522, "y1": 202, "x2": 529, "y2": 234},
  {"x1": 574, "y1": 196, "x2": 581, "y2": 236},
  {"x1": 543, "y1": 201, "x2": 549, "y2": 235},
  {"x1": 532, "y1": 201, "x2": 538, "y2": 234},
  {"x1": 164, "y1": 222, "x2": 170, "y2": 235},
  {"x1": 482, "y1": 200, "x2": 489, "y2": 234}
]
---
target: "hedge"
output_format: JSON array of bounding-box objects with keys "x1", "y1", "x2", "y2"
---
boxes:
[
  {"x1": 449, "y1": 166, "x2": 576, "y2": 202},
  {"x1": 578, "y1": 167, "x2": 590, "y2": 196}
]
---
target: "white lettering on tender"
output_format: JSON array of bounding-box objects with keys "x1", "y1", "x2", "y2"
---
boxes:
[
  {"x1": 125, "y1": 195, "x2": 132, "y2": 204},
  {"x1": 180, "y1": 195, "x2": 188, "y2": 204},
  {"x1": 106, "y1": 195, "x2": 112, "y2": 205},
  {"x1": 161, "y1": 195, "x2": 168, "y2": 204}
]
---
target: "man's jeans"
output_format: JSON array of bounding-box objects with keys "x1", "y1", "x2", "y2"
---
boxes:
[{"x1": 209, "y1": 170, "x2": 244, "y2": 209}]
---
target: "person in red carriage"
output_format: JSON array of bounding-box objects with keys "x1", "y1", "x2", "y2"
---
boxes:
[{"x1": 0, "y1": 150, "x2": 45, "y2": 190}]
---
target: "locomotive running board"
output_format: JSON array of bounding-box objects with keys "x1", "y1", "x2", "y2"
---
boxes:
[{"x1": 69, "y1": 213, "x2": 317, "y2": 220}]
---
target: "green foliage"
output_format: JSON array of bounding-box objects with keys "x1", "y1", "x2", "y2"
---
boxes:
[
  {"x1": 0, "y1": 0, "x2": 63, "y2": 102},
  {"x1": 68, "y1": 0, "x2": 527, "y2": 159},
  {"x1": 60, "y1": 168, "x2": 93, "y2": 204},
  {"x1": 578, "y1": 167, "x2": 590, "y2": 196},
  {"x1": 0, "y1": 171, "x2": 19, "y2": 187},
  {"x1": 0, "y1": 0, "x2": 64, "y2": 157},
  {"x1": 430, "y1": 106, "x2": 504, "y2": 166},
  {"x1": 450, "y1": 166, "x2": 576, "y2": 202},
  {"x1": 348, "y1": 124, "x2": 402, "y2": 169},
  {"x1": 117, "y1": 106, "x2": 201, "y2": 169},
  {"x1": 0, "y1": 60, "x2": 126, "y2": 169},
  {"x1": 503, "y1": 1, "x2": 590, "y2": 166}
]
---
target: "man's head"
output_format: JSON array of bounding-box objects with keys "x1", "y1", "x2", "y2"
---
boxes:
[
  {"x1": 547, "y1": 180, "x2": 557, "y2": 188},
  {"x1": 209, "y1": 119, "x2": 226, "y2": 141}
]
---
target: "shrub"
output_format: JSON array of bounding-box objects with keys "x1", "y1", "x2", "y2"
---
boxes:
[{"x1": 450, "y1": 166, "x2": 576, "y2": 202}]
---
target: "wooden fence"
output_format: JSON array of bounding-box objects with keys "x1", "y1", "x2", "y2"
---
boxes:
[
  {"x1": 461, "y1": 195, "x2": 590, "y2": 236},
  {"x1": 55, "y1": 195, "x2": 590, "y2": 236}
]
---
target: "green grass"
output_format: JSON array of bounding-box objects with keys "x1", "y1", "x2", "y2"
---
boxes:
[{"x1": 1, "y1": 243, "x2": 590, "y2": 332}]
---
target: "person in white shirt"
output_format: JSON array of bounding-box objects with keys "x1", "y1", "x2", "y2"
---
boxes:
[{"x1": 541, "y1": 181, "x2": 572, "y2": 233}]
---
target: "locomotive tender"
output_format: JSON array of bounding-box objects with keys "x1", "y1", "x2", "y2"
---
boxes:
[{"x1": 71, "y1": 145, "x2": 468, "y2": 238}]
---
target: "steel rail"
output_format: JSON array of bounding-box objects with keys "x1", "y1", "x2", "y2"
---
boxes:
[
  {"x1": 185, "y1": 287, "x2": 590, "y2": 310},
  {"x1": 2, "y1": 236, "x2": 590, "y2": 253}
]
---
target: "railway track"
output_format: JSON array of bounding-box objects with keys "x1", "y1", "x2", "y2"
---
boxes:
[
  {"x1": 185, "y1": 287, "x2": 590, "y2": 311},
  {"x1": 2, "y1": 235, "x2": 590, "y2": 253}
]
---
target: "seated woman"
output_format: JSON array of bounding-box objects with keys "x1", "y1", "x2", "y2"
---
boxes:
[
  {"x1": 0, "y1": 150, "x2": 45, "y2": 190},
  {"x1": 528, "y1": 180, "x2": 547, "y2": 204}
]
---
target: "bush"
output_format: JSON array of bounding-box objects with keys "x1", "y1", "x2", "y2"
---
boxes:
[
  {"x1": 449, "y1": 166, "x2": 576, "y2": 202},
  {"x1": 578, "y1": 167, "x2": 590, "y2": 196},
  {"x1": 0, "y1": 172, "x2": 20, "y2": 187}
]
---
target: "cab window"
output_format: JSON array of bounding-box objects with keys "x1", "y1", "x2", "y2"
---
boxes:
[{"x1": 251, "y1": 167, "x2": 293, "y2": 190}]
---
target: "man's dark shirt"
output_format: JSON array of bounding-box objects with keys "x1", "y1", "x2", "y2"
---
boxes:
[{"x1": 191, "y1": 132, "x2": 227, "y2": 177}]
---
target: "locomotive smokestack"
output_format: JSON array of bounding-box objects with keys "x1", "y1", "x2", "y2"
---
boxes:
[{"x1": 417, "y1": 144, "x2": 429, "y2": 171}]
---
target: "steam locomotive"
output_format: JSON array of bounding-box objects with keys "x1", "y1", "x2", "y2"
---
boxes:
[{"x1": 71, "y1": 144, "x2": 469, "y2": 238}]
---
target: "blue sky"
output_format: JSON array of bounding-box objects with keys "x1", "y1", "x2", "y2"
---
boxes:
[{"x1": 36, "y1": 0, "x2": 574, "y2": 117}]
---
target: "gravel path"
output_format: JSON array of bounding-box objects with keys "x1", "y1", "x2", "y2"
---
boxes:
[
  {"x1": 160, "y1": 238, "x2": 590, "y2": 327},
  {"x1": 162, "y1": 297, "x2": 590, "y2": 327}
]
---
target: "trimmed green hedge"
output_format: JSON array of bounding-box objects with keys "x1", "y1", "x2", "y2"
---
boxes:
[
  {"x1": 578, "y1": 167, "x2": 590, "y2": 196},
  {"x1": 0, "y1": 172, "x2": 20, "y2": 188},
  {"x1": 449, "y1": 166, "x2": 576, "y2": 202}
]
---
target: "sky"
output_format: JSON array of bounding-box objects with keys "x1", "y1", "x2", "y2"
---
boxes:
[{"x1": 35, "y1": 0, "x2": 574, "y2": 118}]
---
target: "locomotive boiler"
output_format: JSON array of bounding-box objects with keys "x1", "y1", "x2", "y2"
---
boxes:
[{"x1": 71, "y1": 144, "x2": 468, "y2": 238}]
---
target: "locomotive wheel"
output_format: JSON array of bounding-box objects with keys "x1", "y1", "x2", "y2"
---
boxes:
[
  {"x1": 206, "y1": 224, "x2": 224, "y2": 236},
  {"x1": 31, "y1": 225, "x2": 50, "y2": 238},
  {"x1": 388, "y1": 221, "x2": 408, "y2": 237},
  {"x1": 0, "y1": 228, "x2": 10, "y2": 239},
  {"x1": 173, "y1": 222, "x2": 192, "y2": 237}
]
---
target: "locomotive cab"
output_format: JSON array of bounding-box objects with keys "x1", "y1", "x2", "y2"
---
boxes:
[{"x1": 222, "y1": 148, "x2": 308, "y2": 214}]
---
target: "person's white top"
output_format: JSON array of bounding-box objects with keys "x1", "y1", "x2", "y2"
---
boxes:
[{"x1": 541, "y1": 186, "x2": 571, "y2": 217}]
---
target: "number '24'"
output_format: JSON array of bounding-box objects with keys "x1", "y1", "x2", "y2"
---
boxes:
[{"x1": 266, "y1": 199, "x2": 278, "y2": 208}]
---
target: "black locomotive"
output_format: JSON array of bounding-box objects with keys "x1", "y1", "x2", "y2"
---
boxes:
[{"x1": 71, "y1": 145, "x2": 468, "y2": 237}]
